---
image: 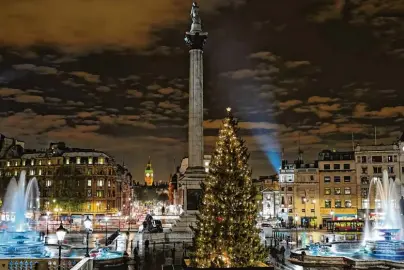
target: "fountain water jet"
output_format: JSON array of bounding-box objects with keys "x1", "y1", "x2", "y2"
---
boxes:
[{"x1": 0, "y1": 170, "x2": 48, "y2": 257}]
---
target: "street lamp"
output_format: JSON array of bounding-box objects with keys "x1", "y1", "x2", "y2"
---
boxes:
[
  {"x1": 104, "y1": 217, "x2": 109, "y2": 247},
  {"x1": 330, "y1": 210, "x2": 335, "y2": 232},
  {"x1": 84, "y1": 216, "x2": 92, "y2": 257},
  {"x1": 312, "y1": 200, "x2": 316, "y2": 228},
  {"x1": 294, "y1": 215, "x2": 299, "y2": 248},
  {"x1": 56, "y1": 222, "x2": 68, "y2": 270},
  {"x1": 117, "y1": 212, "x2": 121, "y2": 230}
]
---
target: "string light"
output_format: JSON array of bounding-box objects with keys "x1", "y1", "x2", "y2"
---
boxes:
[{"x1": 191, "y1": 108, "x2": 267, "y2": 268}]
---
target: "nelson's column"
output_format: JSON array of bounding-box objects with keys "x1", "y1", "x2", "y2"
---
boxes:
[{"x1": 177, "y1": 2, "x2": 208, "y2": 228}]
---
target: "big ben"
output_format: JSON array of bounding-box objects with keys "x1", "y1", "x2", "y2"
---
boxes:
[{"x1": 144, "y1": 158, "x2": 154, "y2": 186}]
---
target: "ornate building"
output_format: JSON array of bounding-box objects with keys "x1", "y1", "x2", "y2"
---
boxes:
[
  {"x1": 0, "y1": 135, "x2": 131, "y2": 215},
  {"x1": 144, "y1": 158, "x2": 154, "y2": 186}
]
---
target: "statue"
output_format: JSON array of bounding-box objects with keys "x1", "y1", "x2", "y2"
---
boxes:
[{"x1": 190, "y1": 2, "x2": 201, "y2": 25}]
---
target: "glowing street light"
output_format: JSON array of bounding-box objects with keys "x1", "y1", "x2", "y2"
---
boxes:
[
  {"x1": 56, "y1": 222, "x2": 67, "y2": 270},
  {"x1": 83, "y1": 216, "x2": 92, "y2": 257}
]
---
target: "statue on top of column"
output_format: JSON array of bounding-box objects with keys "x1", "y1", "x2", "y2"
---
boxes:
[{"x1": 190, "y1": 2, "x2": 201, "y2": 25}]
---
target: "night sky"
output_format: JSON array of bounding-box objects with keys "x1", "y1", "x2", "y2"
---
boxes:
[{"x1": 0, "y1": 0, "x2": 403, "y2": 182}]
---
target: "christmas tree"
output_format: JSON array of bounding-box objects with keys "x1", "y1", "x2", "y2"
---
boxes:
[{"x1": 192, "y1": 108, "x2": 267, "y2": 268}]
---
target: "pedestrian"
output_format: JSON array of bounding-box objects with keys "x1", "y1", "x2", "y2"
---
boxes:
[{"x1": 326, "y1": 237, "x2": 329, "y2": 243}]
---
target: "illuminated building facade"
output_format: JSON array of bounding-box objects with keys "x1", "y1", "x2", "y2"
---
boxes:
[{"x1": 0, "y1": 136, "x2": 130, "y2": 215}]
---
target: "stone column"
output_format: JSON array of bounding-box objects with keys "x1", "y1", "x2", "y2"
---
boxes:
[{"x1": 188, "y1": 48, "x2": 204, "y2": 167}]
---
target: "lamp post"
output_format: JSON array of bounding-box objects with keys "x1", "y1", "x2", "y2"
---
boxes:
[
  {"x1": 104, "y1": 217, "x2": 109, "y2": 247},
  {"x1": 56, "y1": 222, "x2": 67, "y2": 270},
  {"x1": 117, "y1": 212, "x2": 121, "y2": 230},
  {"x1": 84, "y1": 216, "x2": 92, "y2": 257},
  {"x1": 294, "y1": 215, "x2": 299, "y2": 248},
  {"x1": 312, "y1": 200, "x2": 316, "y2": 228}
]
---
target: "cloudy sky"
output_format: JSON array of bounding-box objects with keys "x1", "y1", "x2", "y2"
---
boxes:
[{"x1": 0, "y1": 0, "x2": 403, "y2": 182}]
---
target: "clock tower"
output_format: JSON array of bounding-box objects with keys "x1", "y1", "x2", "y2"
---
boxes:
[{"x1": 144, "y1": 157, "x2": 154, "y2": 186}]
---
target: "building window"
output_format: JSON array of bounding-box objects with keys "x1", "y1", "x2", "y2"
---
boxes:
[
  {"x1": 311, "y1": 209, "x2": 315, "y2": 213},
  {"x1": 38, "y1": 160, "x2": 42, "y2": 166},
  {"x1": 76, "y1": 157, "x2": 81, "y2": 165},
  {"x1": 14, "y1": 170, "x2": 18, "y2": 176},
  {"x1": 99, "y1": 158, "x2": 104, "y2": 165},
  {"x1": 97, "y1": 180, "x2": 104, "y2": 187},
  {"x1": 38, "y1": 169, "x2": 42, "y2": 176},
  {"x1": 361, "y1": 177, "x2": 369, "y2": 185},
  {"x1": 108, "y1": 180, "x2": 111, "y2": 187},
  {"x1": 29, "y1": 169, "x2": 34, "y2": 176},
  {"x1": 345, "y1": 200, "x2": 352, "y2": 208},
  {"x1": 324, "y1": 164, "x2": 330, "y2": 170},
  {"x1": 87, "y1": 203, "x2": 91, "y2": 210},
  {"x1": 344, "y1": 187, "x2": 351, "y2": 195},
  {"x1": 325, "y1": 200, "x2": 331, "y2": 208},
  {"x1": 373, "y1": 166, "x2": 382, "y2": 174},
  {"x1": 334, "y1": 176, "x2": 341, "y2": 183},
  {"x1": 334, "y1": 188, "x2": 341, "y2": 195},
  {"x1": 89, "y1": 157, "x2": 93, "y2": 165},
  {"x1": 47, "y1": 159, "x2": 51, "y2": 165},
  {"x1": 310, "y1": 175, "x2": 314, "y2": 181},
  {"x1": 87, "y1": 180, "x2": 92, "y2": 187},
  {"x1": 325, "y1": 188, "x2": 331, "y2": 195},
  {"x1": 14, "y1": 161, "x2": 18, "y2": 166},
  {"x1": 343, "y1": 164, "x2": 350, "y2": 170},
  {"x1": 77, "y1": 180, "x2": 80, "y2": 187},
  {"x1": 96, "y1": 190, "x2": 104, "y2": 198},
  {"x1": 335, "y1": 200, "x2": 342, "y2": 208},
  {"x1": 362, "y1": 199, "x2": 369, "y2": 209},
  {"x1": 6, "y1": 161, "x2": 10, "y2": 167},
  {"x1": 324, "y1": 176, "x2": 331, "y2": 183},
  {"x1": 31, "y1": 160, "x2": 34, "y2": 166},
  {"x1": 361, "y1": 156, "x2": 367, "y2": 163},
  {"x1": 287, "y1": 187, "x2": 293, "y2": 192},
  {"x1": 362, "y1": 166, "x2": 368, "y2": 174},
  {"x1": 65, "y1": 158, "x2": 70, "y2": 165},
  {"x1": 388, "y1": 166, "x2": 394, "y2": 174},
  {"x1": 361, "y1": 188, "x2": 368, "y2": 197},
  {"x1": 334, "y1": 164, "x2": 340, "y2": 170},
  {"x1": 302, "y1": 209, "x2": 305, "y2": 213},
  {"x1": 22, "y1": 160, "x2": 26, "y2": 166},
  {"x1": 344, "y1": 176, "x2": 351, "y2": 182},
  {"x1": 388, "y1": 155, "x2": 393, "y2": 162},
  {"x1": 87, "y1": 190, "x2": 92, "y2": 197},
  {"x1": 46, "y1": 180, "x2": 52, "y2": 187},
  {"x1": 394, "y1": 155, "x2": 398, "y2": 162},
  {"x1": 372, "y1": 156, "x2": 382, "y2": 163}
]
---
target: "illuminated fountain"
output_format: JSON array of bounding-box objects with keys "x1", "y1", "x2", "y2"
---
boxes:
[
  {"x1": 0, "y1": 170, "x2": 47, "y2": 257},
  {"x1": 296, "y1": 170, "x2": 404, "y2": 265},
  {"x1": 362, "y1": 170, "x2": 404, "y2": 258}
]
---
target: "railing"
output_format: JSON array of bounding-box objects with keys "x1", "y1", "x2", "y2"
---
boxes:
[
  {"x1": 0, "y1": 258, "x2": 81, "y2": 270},
  {"x1": 70, "y1": 258, "x2": 92, "y2": 270}
]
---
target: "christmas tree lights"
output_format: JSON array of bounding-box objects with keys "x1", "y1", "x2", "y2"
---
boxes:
[{"x1": 191, "y1": 107, "x2": 267, "y2": 268}]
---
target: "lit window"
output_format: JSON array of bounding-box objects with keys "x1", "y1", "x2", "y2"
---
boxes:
[
  {"x1": 14, "y1": 170, "x2": 18, "y2": 176},
  {"x1": 345, "y1": 200, "x2": 352, "y2": 208},
  {"x1": 46, "y1": 180, "x2": 52, "y2": 187},
  {"x1": 89, "y1": 157, "x2": 93, "y2": 165},
  {"x1": 66, "y1": 158, "x2": 70, "y2": 165},
  {"x1": 14, "y1": 161, "x2": 18, "y2": 166},
  {"x1": 6, "y1": 161, "x2": 10, "y2": 167},
  {"x1": 324, "y1": 200, "x2": 331, "y2": 208},
  {"x1": 335, "y1": 200, "x2": 342, "y2": 208},
  {"x1": 205, "y1": 168, "x2": 209, "y2": 173},
  {"x1": 31, "y1": 160, "x2": 34, "y2": 166},
  {"x1": 96, "y1": 190, "x2": 104, "y2": 197},
  {"x1": 38, "y1": 160, "x2": 42, "y2": 166},
  {"x1": 29, "y1": 169, "x2": 34, "y2": 176},
  {"x1": 362, "y1": 199, "x2": 369, "y2": 208},
  {"x1": 108, "y1": 180, "x2": 111, "y2": 187},
  {"x1": 344, "y1": 187, "x2": 351, "y2": 194},
  {"x1": 99, "y1": 158, "x2": 104, "y2": 165},
  {"x1": 334, "y1": 188, "x2": 341, "y2": 195},
  {"x1": 76, "y1": 157, "x2": 81, "y2": 165},
  {"x1": 38, "y1": 169, "x2": 42, "y2": 176},
  {"x1": 87, "y1": 180, "x2": 92, "y2": 187},
  {"x1": 97, "y1": 180, "x2": 104, "y2": 187},
  {"x1": 47, "y1": 160, "x2": 51, "y2": 165},
  {"x1": 22, "y1": 160, "x2": 26, "y2": 166},
  {"x1": 325, "y1": 188, "x2": 331, "y2": 195}
]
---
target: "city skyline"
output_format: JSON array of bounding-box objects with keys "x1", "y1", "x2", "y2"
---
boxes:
[{"x1": 1, "y1": 0, "x2": 404, "y2": 181}]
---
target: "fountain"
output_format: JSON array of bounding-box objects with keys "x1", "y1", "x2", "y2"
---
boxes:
[
  {"x1": 0, "y1": 170, "x2": 47, "y2": 257},
  {"x1": 291, "y1": 170, "x2": 404, "y2": 268}
]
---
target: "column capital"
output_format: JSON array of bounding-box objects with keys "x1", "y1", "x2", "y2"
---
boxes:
[{"x1": 185, "y1": 31, "x2": 208, "y2": 50}]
